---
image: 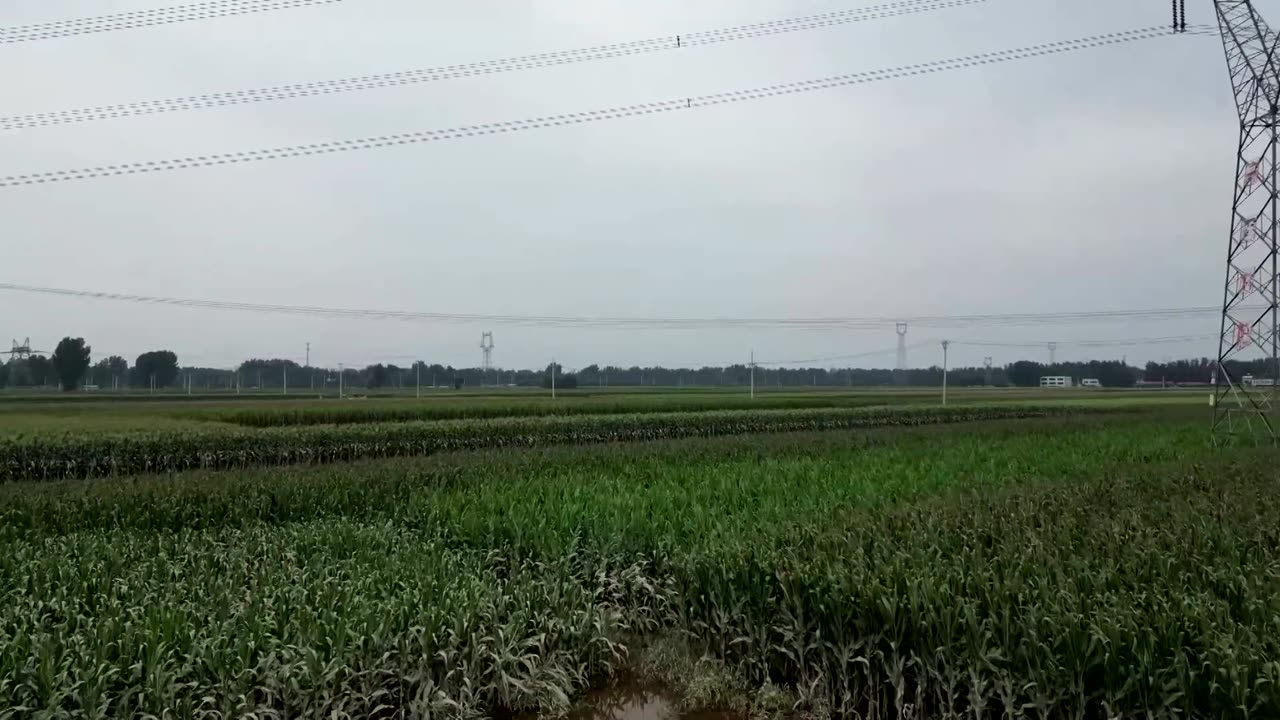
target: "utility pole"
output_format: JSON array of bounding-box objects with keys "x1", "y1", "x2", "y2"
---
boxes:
[
  {"x1": 941, "y1": 340, "x2": 950, "y2": 406},
  {"x1": 338, "y1": 363, "x2": 344, "y2": 399},
  {"x1": 750, "y1": 350, "x2": 755, "y2": 400},
  {"x1": 551, "y1": 359, "x2": 557, "y2": 399},
  {"x1": 283, "y1": 362, "x2": 288, "y2": 395},
  {"x1": 307, "y1": 342, "x2": 313, "y2": 390},
  {"x1": 895, "y1": 323, "x2": 909, "y2": 386},
  {"x1": 416, "y1": 362, "x2": 421, "y2": 399}
]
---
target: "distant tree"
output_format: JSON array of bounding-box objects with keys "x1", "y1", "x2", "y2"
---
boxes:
[
  {"x1": 132, "y1": 351, "x2": 179, "y2": 389},
  {"x1": 238, "y1": 358, "x2": 303, "y2": 389},
  {"x1": 1005, "y1": 361, "x2": 1045, "y2": 387},
  {"x1": 453, "y1": 377, "x2": 465, "y2": 390},
  {"x1": 26, "y1": 356, "x2": 52, "y2": 388},
  {"x1": 90, "y1": 358, "x2": 109, "y2": 387},
  {"x1": 541, "y1": 364, "x2": 577, "y2": 389},
  {"x1": 0, "y1": 361, "x2": 8, "y2": 389},
  {"x1": 51, "y1": 337, "x2": 92, "y2": 391},
  {"x1": 365, "y1": 364, "x2": 389, "y2": 389},
  {"x1": 107, "y1": 356, "x2": 128, "y2": 386},
  {"x1": 6, "y1": 360, "x2": 29, "y2": 387},
  {"x1": 386, "y1": 364, "x2": 404, "y2": 388},
  {"x1": 1145, "y1": 358, "x2": 1216, "y2": 384},
  {"x1": 91, "y1": 355, "x2": 129, "y2": 389}
]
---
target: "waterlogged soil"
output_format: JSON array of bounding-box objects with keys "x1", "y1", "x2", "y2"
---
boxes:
[
  {"x1": 570, "y1": 686, "x2": 736, "y2": 719},
  {"x1": 514, "y1": 677, "x2": 740, "y2": 719}
]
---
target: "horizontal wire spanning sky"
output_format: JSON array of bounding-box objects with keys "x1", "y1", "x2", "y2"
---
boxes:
[{"x1": 1, "y1": 0, "x2": 1271, "y2": 368}]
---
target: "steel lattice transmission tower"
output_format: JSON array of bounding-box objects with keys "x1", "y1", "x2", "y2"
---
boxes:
[
  {"x1": 895, "y1": 323, "x2": 909, "y2": 385},
  {"x1": 1212, "y1": 0, "x2": 1280, "y2": 444},
  {"x1": 480, "y1": 332, "x2": 494, "y2": 386},
  {"x1": 4, "y1": 339, "x2": 33, "y2": 362}
]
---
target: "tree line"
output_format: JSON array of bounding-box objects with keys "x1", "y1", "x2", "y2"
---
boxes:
[{"x1": 2, "y1": 336, "x2": 1272, "y2": 391}]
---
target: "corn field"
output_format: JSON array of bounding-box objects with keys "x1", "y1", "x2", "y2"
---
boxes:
[
  {"x1": 200, "y1": 393, "x2": 896, "y2": 427},
  {"x1": 0, "y1": 405, "x2": 1094, "y2": 482},
  {"x1": 0, "y1": 405, "x2": 1275, "y2": 718}
]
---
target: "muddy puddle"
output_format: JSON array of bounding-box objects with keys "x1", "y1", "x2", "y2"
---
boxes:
[
  {"x1": 515, "y1": 676, "x2": 739, "y2": 719},
  {"x1": 566, "y1": 683, "x2": 736, "y2": 720}
]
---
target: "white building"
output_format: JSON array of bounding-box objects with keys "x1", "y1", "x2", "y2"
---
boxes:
[{"x1": 1039, "y1": 376, "x2": 1073, "y2": 388}]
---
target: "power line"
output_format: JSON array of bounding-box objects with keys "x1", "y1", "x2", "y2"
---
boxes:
[
  {"x1": 0, "y1": 281, "x2": 1243, "y2": 331},
  {"x1": 0, "y1": 0, "x2": 986, "y2": 131},
  {"x1": 755, "y1": 342, "x2": 934, "y2": 366},
  {"x1": 695, "y1": 334, "x2": 1216, "y2": 370},
  {"x1": 753, "y1": 335, "x2": 1218, "y2": 368},
  {"x1": 951, "y1": 334, "x2": 1218, "y2": 349},
  {"x1": 0, "y1": 26, "x2": 1210, "y2": 189},
  {"x1": 0, "y1": 0, "x2": 346, "y2": 44}
]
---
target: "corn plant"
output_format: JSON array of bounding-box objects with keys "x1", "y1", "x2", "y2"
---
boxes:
[
  {"x1": 0, "y1": 405, "x2": 1105, "y2": 482},
  {"x1": 1, "y1": 410, "x2": 1272, "y2": 718}
]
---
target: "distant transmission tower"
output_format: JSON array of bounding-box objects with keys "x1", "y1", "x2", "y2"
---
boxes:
[
  {"x1": 1211, "y1": 0, "x2": 1280, "y2": 444},
  {"x1": 480, "y1": 332, "x2": 494, "y2": 386},
  {"x1": 895, "y1": 323, "x2": 908, "y2": 385},
  {"x1": 984, "y1": 356, "x2": 994, "y2": 387},
  {"x1": 4, "y1": 338, "x2": 32, "y2": 362}
]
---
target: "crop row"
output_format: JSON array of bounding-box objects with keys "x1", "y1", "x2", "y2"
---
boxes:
[
  {"x1": 0, "y1": 416, "x2": 1274, "y2": 717},
  {"x1": 0, "y1": 523, "x2": 674, "y2": 718},
  {"x1": 200, "y1": 394, "x2": 897, "y2": 427},
  {"x1": 0, "y1": 405, "x2": 1096, "y2": 481}
]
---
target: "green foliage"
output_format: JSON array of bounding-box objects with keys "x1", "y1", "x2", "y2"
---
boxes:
[
  {"x1": 0, "y1": 523, "x2": 671, "y2": 717},
  {"x1": 1005, "y1": 359, "x2": 1138, "y2": 387},
  {"x1": 0, "y1": 405, "x2": 1096, "y2": 482},
  {"x1": 131, "y1": 350, "x2": 179, "y2": 389},
  {"x1": 238, "y1": 358, "x2": 303, "y2": 388},
  {"x1": 365, "y1": 363, "x2": 390, "y2": 389},
  {"x1": 24, "y1": 355, "x2": 51, "y2": 387},
  {"x1": 90, "y1": 355, "x2": 128, "y2": 389},
  {"x1": 0, "y1": 413, "x2": 1273, "y2": 717},
  {"x1": 208, "y1": 394, "x2": 892, "y2": 428},
  {"x1": 50, "y1": 336, "x2": 92, "y2": 391}
]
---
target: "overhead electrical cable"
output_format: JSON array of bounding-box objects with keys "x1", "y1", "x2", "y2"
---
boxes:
[
  {"x1": 755, "y1": 342, "x2": 934, "y2": 366},
  {"x1": 0, "y1": 26, "x2": 1211, "y2": 188},
  {"x1": 0, "y1": 0, "x2": 346, "y2": 44},
  {"x1": 0, "y1": 0, "x2": 988, "y2": 130},
  {"x1": 749, "y1": 336, "x2": 1216, "y2": 368},
  {"x1": 0, "y1": 282, "x2": 1242, "y2": 331},
  {"x1": 950, "y1": 334, "x2": 1219, "y2": 349}
]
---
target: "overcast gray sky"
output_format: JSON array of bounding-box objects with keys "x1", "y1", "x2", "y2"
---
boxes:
[{"x1": 0, "y1": 0, "x2": 1261, "y2": 370}]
